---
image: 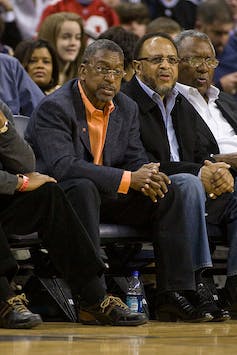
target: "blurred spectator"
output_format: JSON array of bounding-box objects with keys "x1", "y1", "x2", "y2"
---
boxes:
[
  {"x1": 38, "y1": 12, "x2": 85, "y2": 85},
  {"x1": 0, "y1": 53, "x2": 44, "y2": 115},
  {"x1": 146, "y1": 16, "x2": 182, "y2": 38},
  {"x1": 98, "y1": 26, "x2": 139, "y2": 81},
  {"x1": 38, "y1": 0, "x2": 120, "y2": 42},
  {"x1": 196, "y1": 0, "x2": 237, "y2": 96},
  {"x1": 115, "y1": 3, "x2": 150, "y2": 37},
  {"x1": 6, "y1": 0, "x2": 52, "y2": 40},
  {"x1": 226, "y1": 0, "x2": 237, "y2": 30},
  {"x1": 14, "y1": 39, "x2": 60, "y2": 95},
  {"x1": 0, "y1": 16, "x2": 13, "y2": 54},
  {"x1": 196, "y1": 0, "x2": 233, "y2": 57},
  {"x1": 144, "y1": 0, "x2": 197, "y2": 29},
  {"x1": 0, "y1": 0, "x2": 22, "y2": 49}
]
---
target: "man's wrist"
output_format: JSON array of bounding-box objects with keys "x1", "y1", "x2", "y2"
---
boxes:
[{"x1": 16, "y1": 174, "x2": 29, "y2": 192}]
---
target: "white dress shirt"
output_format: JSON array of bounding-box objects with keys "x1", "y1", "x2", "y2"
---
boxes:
[{"x1": 176, "y1": 82, "x2": 237, "y2": 154}]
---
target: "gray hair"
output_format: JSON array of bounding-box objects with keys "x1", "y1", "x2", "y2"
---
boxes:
[
  {"x1": 174, "y1": 30, "x2": 215, "y2": 56},
  {"x1": 81, "y1": 39, "x2": 124, "y2": 64}
]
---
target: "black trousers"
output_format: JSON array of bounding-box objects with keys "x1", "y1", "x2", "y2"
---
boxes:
[
  {"x1": 0, "y1": 183, "x2": 105, "y2": 298},
  {"x1": 59, "y1": 177, "x2": 199, "y2": 293}
]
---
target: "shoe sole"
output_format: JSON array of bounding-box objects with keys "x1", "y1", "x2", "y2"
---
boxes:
[
  {"x1": 157, "y1": 308, "x2": 213, "y2": 323},
  {"x1": 5, "y1": 318, "x2": 43, "y2": 329},
  {"x1": 80, "y1": 319, "x2": 148, "y2": 326},
  {"x1": 80, "y1": 310, "x2": 148, "y2": 326},
  {"x1": 210, "y1": 315, "x2": 231, "y2": 322}
]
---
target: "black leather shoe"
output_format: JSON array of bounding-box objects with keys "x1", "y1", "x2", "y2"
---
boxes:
[
  {"x1": 196, "y1": 282, "x2": 230, "y2": 322},
  {"x1": 5, "y1": 293, "x2": 42, "y2": 329},
  {"x1": 79, "y1": 295, "x2": 148, "y2": 326},
  {"x1": 156, "y1": 291, "x2": 213, "y2": 322}
]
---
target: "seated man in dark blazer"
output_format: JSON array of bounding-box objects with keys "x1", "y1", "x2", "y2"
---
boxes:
[
  {"x1": 175, "y1": 29, "x2": 237, "y2": 308},
  {"x1": 26, "y1": 39, "x2": 223, "y2": 323},
  {"x1": 121, "y1": 32, "x2": 237, "y2": 321},
  {"x1": 0, "y1": 99, "x2": 147, "y2": 328}
]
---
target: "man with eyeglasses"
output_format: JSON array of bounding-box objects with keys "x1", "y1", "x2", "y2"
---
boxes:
[
  {"x1": 122, "y1": 32, "x2": 237, "y2": 321},
  {"x1": 175, "y1": 29, "x2": 237, "y2": 308},
  {"x1": 26, "y1": 39, "x2": 221, "y2": 323}
]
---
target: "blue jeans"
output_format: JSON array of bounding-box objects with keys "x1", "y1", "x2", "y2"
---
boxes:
[{"x1": 169, "y1": 173, "x2": 212, "y2": 272}]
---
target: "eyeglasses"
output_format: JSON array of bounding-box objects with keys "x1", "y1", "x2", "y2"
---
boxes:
[
  {"x1": 88, "y1": 64, "x2": 126, "y2": 78},
  {"x1": 136, "y1": 56, "x2": 180, "y2": 65},
  {"x1": 181, "y1": 56, "x2": 219, "y2": 68}
]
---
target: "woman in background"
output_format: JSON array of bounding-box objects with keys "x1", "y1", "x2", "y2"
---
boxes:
[
  {"x1": 37, "y1": 12, "x2": 85, "y2": 85},
  {"x1": 14, "y1": 39, "x2": 59, "y2": 95}
]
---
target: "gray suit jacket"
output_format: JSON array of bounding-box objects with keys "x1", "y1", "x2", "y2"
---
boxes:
[
  {"x1": 26, "y1": 79, "x2": 148, "y2": 194},
  {"x1": 0, "y1": 100, "x2": 35, "y2": 194}
]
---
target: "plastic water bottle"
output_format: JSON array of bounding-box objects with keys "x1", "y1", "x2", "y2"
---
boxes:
[{"x1": 126, "y1": 270, "x2": 143, "y2": 313}]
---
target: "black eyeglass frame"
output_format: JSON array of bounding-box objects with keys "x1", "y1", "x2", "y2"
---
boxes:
[
  {"x1": 135, "y1": 56, "x2": 180, "y2": 65},
  {"x1": 180, "y1": 56, "x2": 219, "y2": 68}
]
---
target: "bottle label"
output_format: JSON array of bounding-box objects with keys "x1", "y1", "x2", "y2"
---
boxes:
[{"x1": 126, "y1": 295, "x2": 143, "y2": 313}]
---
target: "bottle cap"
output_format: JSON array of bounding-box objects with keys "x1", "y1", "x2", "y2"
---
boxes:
[{"x1": 132, "y1": 270, "x2": 139, "y2": 277}]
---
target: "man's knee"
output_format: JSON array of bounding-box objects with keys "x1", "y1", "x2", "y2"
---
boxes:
[
  {"x1": 59, "y1": 178, "x2": 99, "y2": 195},
  {"x1": 169, "y1": 173, "x2": 205, "y2": 197},
  {"x1": 59, "y1": 178, "x2": 101, "y2": 207}
]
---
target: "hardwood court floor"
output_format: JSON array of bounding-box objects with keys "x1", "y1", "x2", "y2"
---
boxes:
[{"x1": 1, "y1": 320, "x2": 237, "y2": 355}]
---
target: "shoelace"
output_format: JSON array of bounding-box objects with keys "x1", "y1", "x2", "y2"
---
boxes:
[
  {"x1": 0, "y1": 302, "x2": 12, "y2": 318},
  {"x1": 197, "y1": 283, "x2": 216, "y2": 306},
  {"x1": 173, "y1": 292, "x2": 196, "y2": 314},
  {"x1": 7, "y1": 293, "x2": 29, "y2": 313},
  {"x1": 100, "y1": 296, "x2": 128, "y2": 313}
]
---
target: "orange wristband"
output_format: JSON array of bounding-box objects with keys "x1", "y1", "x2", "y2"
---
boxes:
[{"x1": 17, "y1": 174, "x2": 29, "y2": 192}]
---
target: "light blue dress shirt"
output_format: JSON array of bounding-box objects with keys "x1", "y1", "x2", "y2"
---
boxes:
[{"x1": 136, "y1": 76, "x2": 180, "y2": 161}]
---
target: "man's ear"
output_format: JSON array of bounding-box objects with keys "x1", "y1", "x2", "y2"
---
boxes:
[
  {"x1": 79, "y1": 63, "x2": 86, "y2": 79},
  {"x1": 133, "y1": 60, "x2": 142, "y2": 76}
]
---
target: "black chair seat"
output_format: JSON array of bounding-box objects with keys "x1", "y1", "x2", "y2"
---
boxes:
[{"x1": 99, "y1": 223, "x2": 152, "y2": 244}]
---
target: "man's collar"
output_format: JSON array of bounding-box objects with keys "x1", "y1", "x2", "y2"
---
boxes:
[{"x1": 176, "y1": 82, "x2": 220, "y2": 101}]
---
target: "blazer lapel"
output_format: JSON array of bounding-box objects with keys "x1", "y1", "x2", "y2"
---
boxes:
[
  {"x1": 129, "y1": 77, "x2": 157, "y2": 114},
  {"x1": 72, "y1": 81, "x2": 91, "y2": 154},
  {"x1": 216, "y1": 99, "x2": 237, "y2": 133},
  {"x1": 103, "y1": 104, "x2": 121, "y2": 165}
]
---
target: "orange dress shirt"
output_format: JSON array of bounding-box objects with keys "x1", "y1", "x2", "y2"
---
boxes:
[{"x1": 78, "y1": 81, "x2": 131, "y2": 194}]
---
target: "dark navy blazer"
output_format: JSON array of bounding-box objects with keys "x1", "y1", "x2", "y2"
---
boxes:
[{"x1": 26, "y1": 79, "x2": 149, "y2": 195}]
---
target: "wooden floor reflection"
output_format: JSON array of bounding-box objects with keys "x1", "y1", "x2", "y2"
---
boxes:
[{"x1": 1, "y1": 320, "x2": 237, "y2": 354}]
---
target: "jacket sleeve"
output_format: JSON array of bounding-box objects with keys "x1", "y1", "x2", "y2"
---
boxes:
[{"x1": 0, "y1": 121, "x2": 35, "y2": 194}]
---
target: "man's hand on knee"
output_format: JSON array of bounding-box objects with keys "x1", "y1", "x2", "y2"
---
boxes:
[{"x1": 130, "y1": 163, "x2": 171, "y2": 202}]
